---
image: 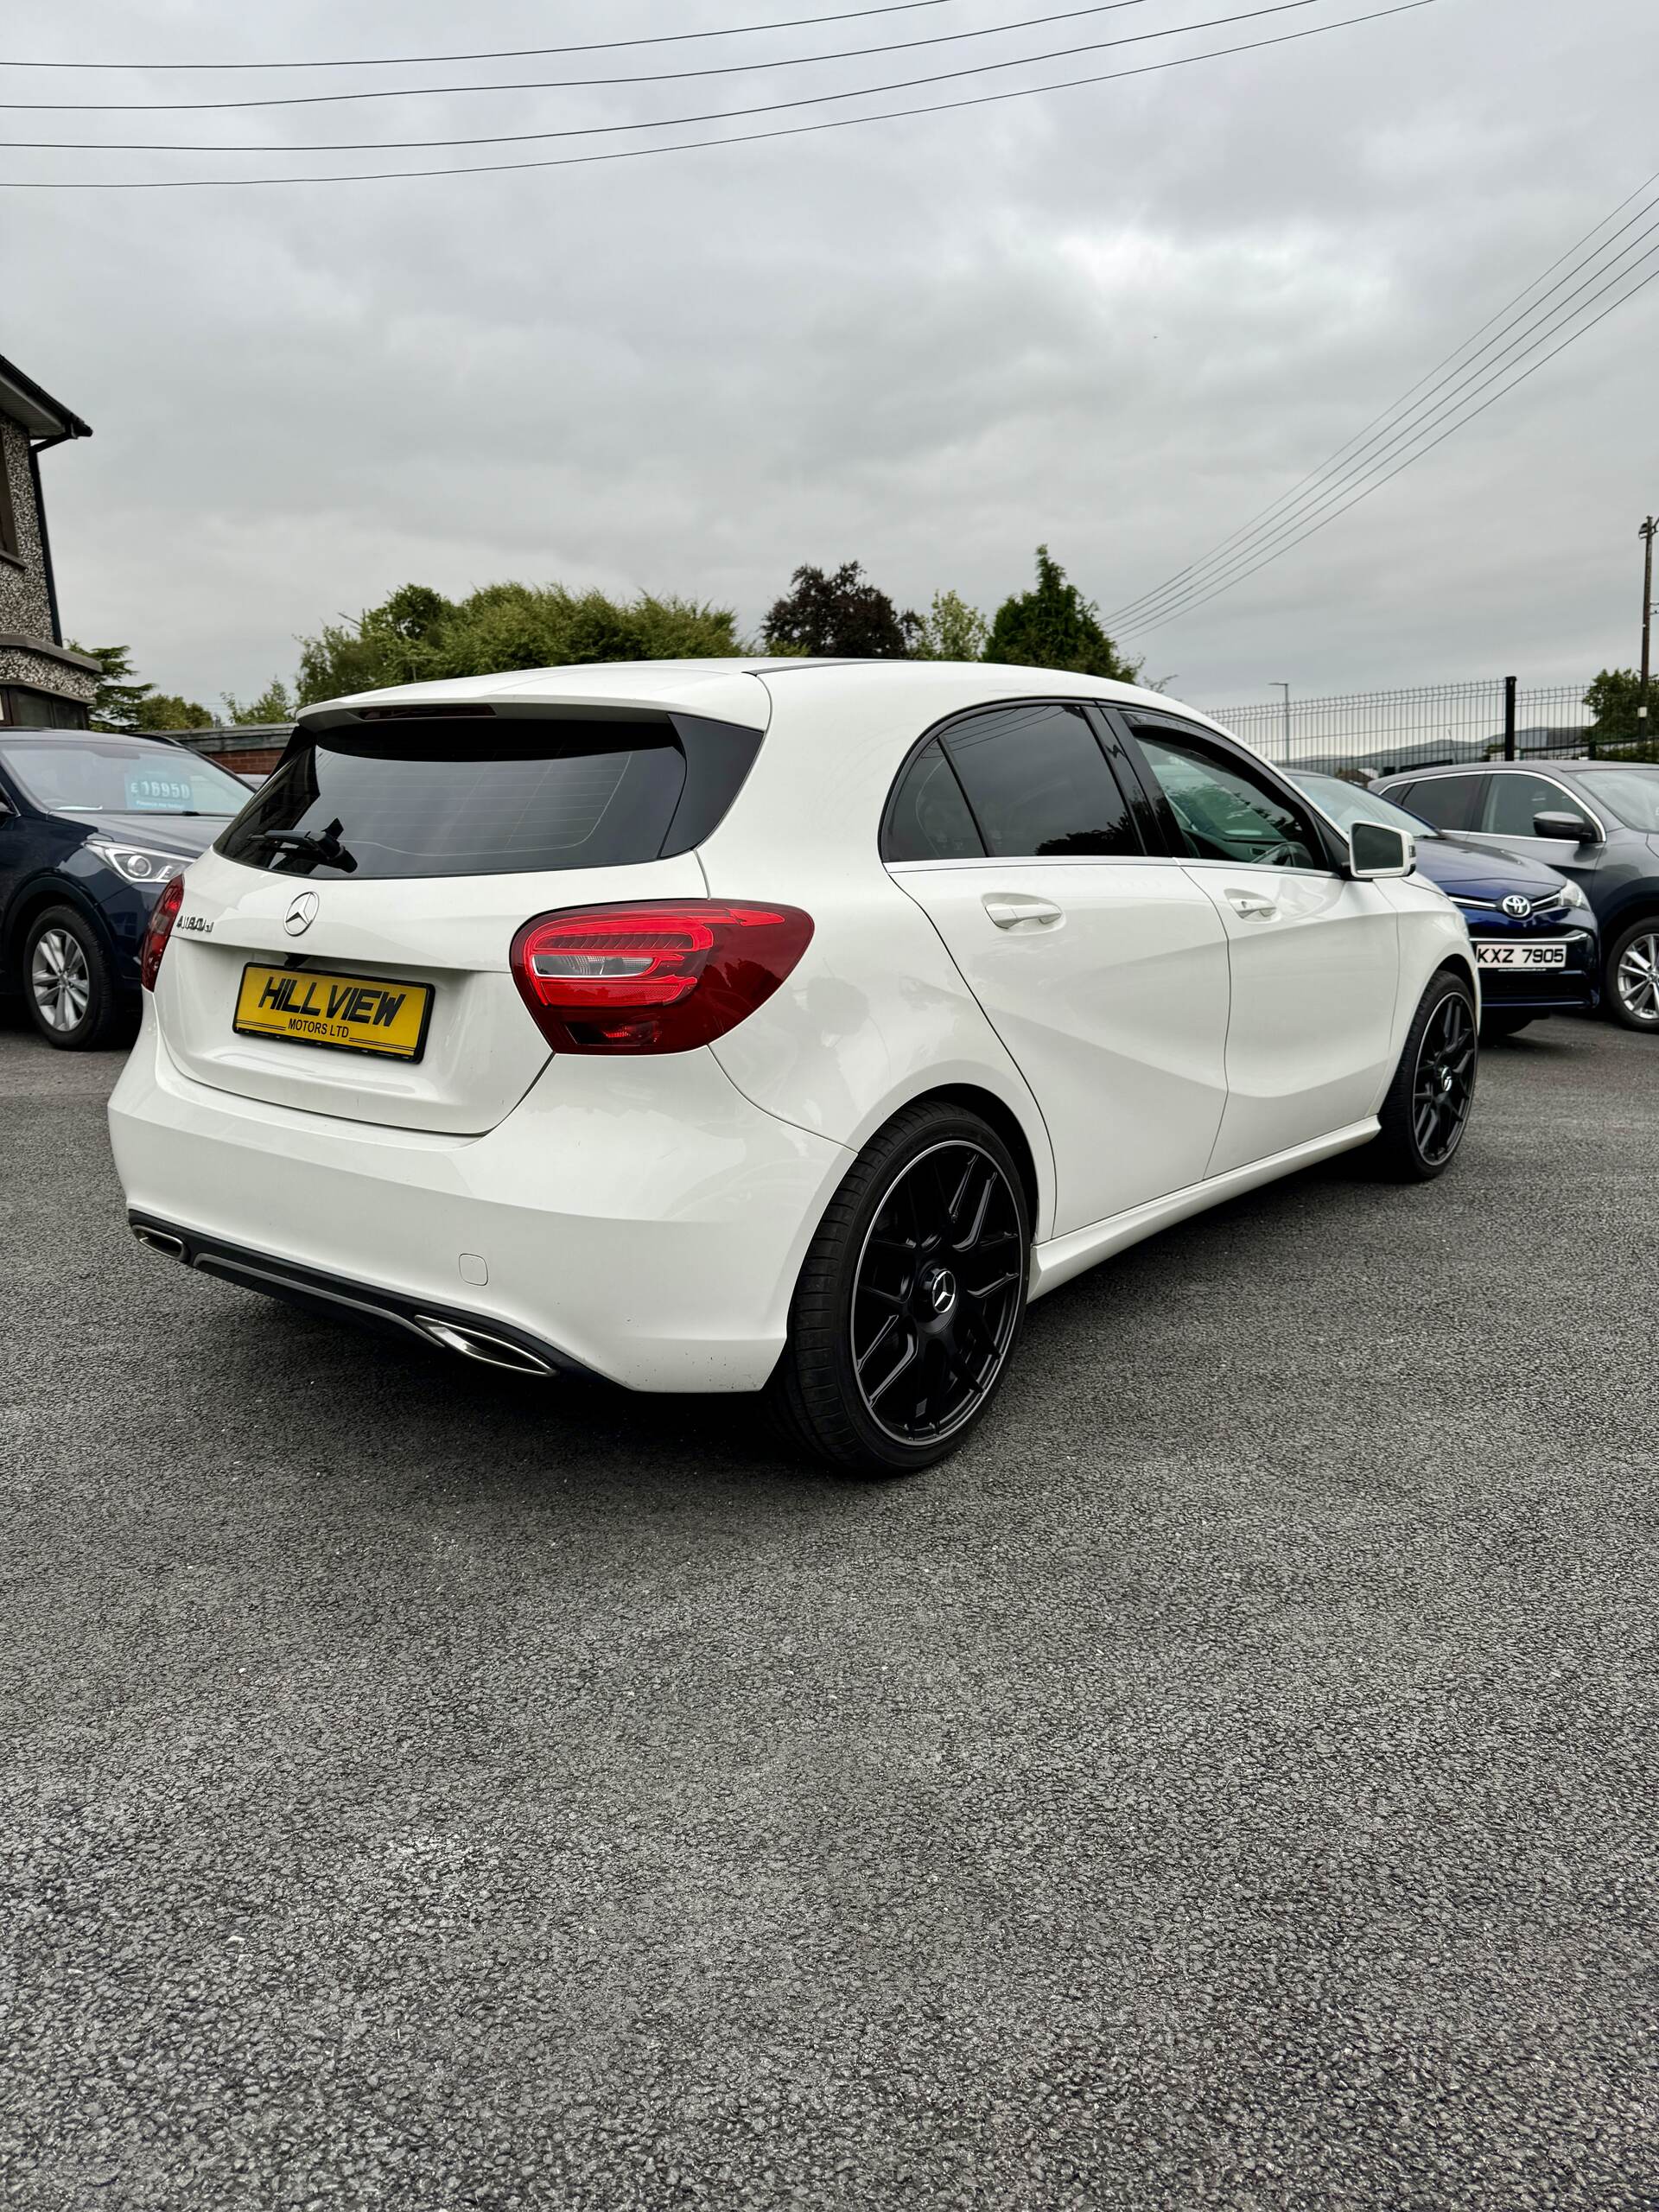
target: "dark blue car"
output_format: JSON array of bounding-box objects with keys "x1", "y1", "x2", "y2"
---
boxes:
[
  {"x1": 1373, "y1": 760, "x2": 1659, "y2": 1033},
  {"x1": 1292, "y1": 772, "x2": 1600, "y2": 1039},
  {"x1": 0, "y1": 728, "x2": 251, "y2": 1049}
]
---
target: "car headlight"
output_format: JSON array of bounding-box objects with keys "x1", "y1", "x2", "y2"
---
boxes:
[
  {"x1": 1555, "y1": 879, "x2": 1586, "y2": 909},
  {"x1": 87, "y1": 839, "x2": 188, "y2": 887}
]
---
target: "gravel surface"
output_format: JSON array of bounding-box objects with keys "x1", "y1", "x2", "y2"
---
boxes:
[{"x1": 3, "y1": 1012, "x2": 1657, "y2": 2211}]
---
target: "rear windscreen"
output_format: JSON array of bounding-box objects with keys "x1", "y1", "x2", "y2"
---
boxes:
[{"x1": 215, "y1": 712, "x2": 760, "y2": 880}]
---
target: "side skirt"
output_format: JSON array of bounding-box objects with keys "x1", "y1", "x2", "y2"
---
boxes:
[{"x1": 1027, "y1": 1118, "x2": 1380, "y2": 1301}]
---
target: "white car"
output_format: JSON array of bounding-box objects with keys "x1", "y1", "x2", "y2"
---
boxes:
[{"x1": 111, "y1": 660, "x2": 1478, "y2": 1473}]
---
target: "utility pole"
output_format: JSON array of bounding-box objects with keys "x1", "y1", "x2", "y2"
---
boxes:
[
  {"x1": 1273, "y1": 681, "x2": 1291, "y2": 761},
  {"x1": 1641, "y1": 517, "x2": 1656, "y2": 728}
]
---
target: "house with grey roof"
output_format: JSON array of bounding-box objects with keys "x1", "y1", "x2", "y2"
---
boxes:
[{"x1": 0, "y1": 353, "x2": 99, "y2": 728}]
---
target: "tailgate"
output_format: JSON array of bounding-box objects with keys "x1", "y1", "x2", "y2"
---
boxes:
[
  {"x1": 149, "y1": 701, "x2": 763, "y2": 1133},
  {"x1": 156, "y1": 849, "x2": 709, "y2": 1134}
]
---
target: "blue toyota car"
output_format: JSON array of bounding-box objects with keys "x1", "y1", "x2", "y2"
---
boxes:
[
  {"x1": 0, "y1": 728, "x2": 252, "y2": 1049},
  {"x1": 1291, "y1": 771, "x2": 1599, "y2": 1039}
]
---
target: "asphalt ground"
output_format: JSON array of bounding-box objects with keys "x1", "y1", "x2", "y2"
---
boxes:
[{"x1": 3, "y1": 1010, "x2": 1657, "y2": 2211}]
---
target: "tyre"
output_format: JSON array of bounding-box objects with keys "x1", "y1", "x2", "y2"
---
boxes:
[
  {"x1": 1372, "y1": 969, "x2": 1478, "y2": 1181},
  {"x1": 22, "y1": 906, "x2": 134, "y2": 1052},
  {"x1": 766, "y1": 1100, "x2": 1031, "y2": 1475},
  {"x1": 1479, "y1": 1011, "x2": 1535, "y2": 1042},
  {"x1": 1605, "y1": 919, "x2": 1659, "y2": 1033}
]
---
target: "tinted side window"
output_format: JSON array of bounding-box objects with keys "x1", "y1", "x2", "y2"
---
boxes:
[
  {"x1": 1402, "y1": 775, "x2": 1483, "y2": 832},
  {"x1": 883, "y1": 739, "x2": 985, "y2": 861},
  {"x1": 940, "y1": 702, "x2": 1140, "y2": 859},
  {"x1": 1133, "y1": 731, "x2": 1323, "y2": 870},
  {"x1": 1484, "y1": 772, "x2": 1565, "y2": 836}
]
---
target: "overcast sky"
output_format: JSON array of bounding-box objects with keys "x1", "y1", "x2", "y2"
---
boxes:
[{"x1": 8, "y1": 0, "x2": 1657, "y2": 715}]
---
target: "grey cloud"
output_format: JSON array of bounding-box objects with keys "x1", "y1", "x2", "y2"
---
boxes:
[{"x1": 10, "y1": 0, "x2": 1656, "y2": 708}]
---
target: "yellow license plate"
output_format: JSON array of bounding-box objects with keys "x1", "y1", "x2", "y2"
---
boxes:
[{"x1": 233, "y1": 963, "x2": 434, "y2": 1061}]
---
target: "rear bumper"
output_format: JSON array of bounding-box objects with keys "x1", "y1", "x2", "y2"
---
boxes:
[
  {"x1": 129, "y1": 1215, "x2": 599, "y2": 1379},
  {"x1": 108, "y1": 1009, "x2": 852, "y2": 1392}
]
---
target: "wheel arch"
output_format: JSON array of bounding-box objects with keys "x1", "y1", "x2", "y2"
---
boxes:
[
  {"x1": 917, "y1": 1082, "x2": 1043, "y2": 1232},
  {"x1": 1435, "y1": 950, "x2": 1480, "y2": 998},
  {"x1": 780, "y1": 1073, "x2": 1054, "y2": 1291},
  {"x1": 3, "y1": 877, "x2": 118, "y2": 980},
  {"x1": 1600, "y1": 893, "x2": 1659, "y2": 944},
  {"x1": 1602, "y1": 902, "x2": 1659, "y2": 1027}
]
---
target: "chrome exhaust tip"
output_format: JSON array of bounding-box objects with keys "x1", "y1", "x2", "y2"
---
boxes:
[
  {"x1": 131, "y1": 1224, "x2": 188, "y2": 1260},
  {"x1": 416, "y1": 1317, "x2": 555, "y2": 1376}
]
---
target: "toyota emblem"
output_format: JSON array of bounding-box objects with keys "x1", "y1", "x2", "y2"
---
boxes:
[
  {"x1": 1501, "y1": 894, "x2": 1532, "y2": 919},
  {"x1": 284, "y1": 890, "x2": 320, "y2": 936}
]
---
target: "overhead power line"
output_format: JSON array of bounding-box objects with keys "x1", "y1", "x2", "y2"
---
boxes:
[
  {"x1": 3, "y1": 0, "x2": 1370, "y2": 152},
  {"x1": 0, "y1": 2, "x2": 969, "y2": 74},
  {"x1": 1109, "y1": 164, "x2": 1659, "y2": 626},
  {"x1": 1114, "y1": 248, "x2": 1659, "y2": 632},
  {"x1": 1122, "y1": 244, "x2": 1659, "y2": 632},
  {"x1": 0, "y1": 1, "x2": 1156, "y2": 118},
  {"x1": 2, "y1": 3, "x2": 950, "y2": 73},
  {"x1": 1109, "y1": 175, "x2": 1659, "y2": 632},
  {"x1": 1118, "y1": 258, "x2": 1659, "y2": 635},
  {"x1": 0, "y1": 3, "x2": 1436, "y2": 188},
  {"x1": 1109, "y1": 164, "x2": 1659, "y2": 629}
]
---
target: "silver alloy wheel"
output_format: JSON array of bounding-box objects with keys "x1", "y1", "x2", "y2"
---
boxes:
[
  {"x1": 30, "y1": 925, "x2": 91, "y2": 1033},
  {"x1": 1616, "y1": 930, "x2": 1659, "y2": 1025}
]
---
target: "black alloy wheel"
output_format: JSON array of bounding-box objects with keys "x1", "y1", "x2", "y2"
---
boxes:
[
  {"x1": 767, "y1": 1102, "x2": 1031, "y2": 1474},
  {"x1": 1372, "y1": 970, "x2": 1478, "y2": 1182},
  {"x1": 1412, "y1": 989, "x2": 1478, "y2": 1166},
  {"x1": 850, "y1": 1141, "x2": 1024, "y2": 1447}
]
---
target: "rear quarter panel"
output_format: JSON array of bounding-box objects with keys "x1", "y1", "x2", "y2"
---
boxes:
[{"x1": 693, "y1": 677, "x2": 1059, "y2": 1236}]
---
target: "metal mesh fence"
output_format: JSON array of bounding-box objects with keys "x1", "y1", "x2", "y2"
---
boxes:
[{"x1": 1198, "y1": 680, "x2": 1606, "y2": 778}]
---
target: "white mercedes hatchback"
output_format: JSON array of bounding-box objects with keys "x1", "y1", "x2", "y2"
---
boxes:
[{"x1": 111, "y1": 660, "x2": 1478, "y2": 1472}]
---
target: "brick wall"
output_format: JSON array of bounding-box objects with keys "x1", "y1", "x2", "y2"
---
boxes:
[{"x1": 156, "y1": 724, "x2": 292, "y2": 776}]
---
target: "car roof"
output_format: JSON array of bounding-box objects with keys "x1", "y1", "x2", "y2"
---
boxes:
[
  {"x1": 300, "y1": 658, "x2": 1228, "y2": 742},
  {"x1": 1521, "y1": 758, "x2": 1657, "y2": 774},
  {"x1": 1387, "y1": 758, "x2": 1650, "y2": 779}
]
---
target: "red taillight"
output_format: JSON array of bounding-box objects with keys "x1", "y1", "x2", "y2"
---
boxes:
[
  {"x1": 509, "y1": 900, "x2": 814, "y2": 1055},
  {"x1": 141, "y1": 874, "x2": 186, "y2": 992}
]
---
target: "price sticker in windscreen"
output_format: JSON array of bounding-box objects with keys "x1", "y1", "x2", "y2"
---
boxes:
[{"x1": 125, "y1": 771, "x2": 194, "y2": 811}]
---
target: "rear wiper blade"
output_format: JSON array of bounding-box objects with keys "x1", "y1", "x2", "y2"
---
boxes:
[{"x1": 257, "y1": 821, "x2": 359, "y2": 874}]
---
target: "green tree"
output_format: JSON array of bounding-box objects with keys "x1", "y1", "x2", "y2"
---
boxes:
[
  {"x1": 912, "y1": 588, "x2": 989, "y2": 662},
  {"x1": 984, "y1": 547, "x2": 1141, "y2": 681},
  {"x1": 291, "y1": 581, "x2": 747, "y2": 706},
  {"x1": 69, "y1": 642, "x2": 152, "y2": 733},
  {"x1": 762, "y1": 562, "x2": 919, "y2": 658},
  {"x1": 1584, "y1": 668, "x2": 1659, "y2": 757},
  {"x1": 136, "y1": 693, "x2": 214, "y2": 731},
  {"x1": 221, "y1": 678, "x2": 296, "y2": 726}
]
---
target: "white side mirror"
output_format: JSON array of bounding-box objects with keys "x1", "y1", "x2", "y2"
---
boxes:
[{"x1": 1347, "y1": 820, "x2": 1414, "y2": 879}]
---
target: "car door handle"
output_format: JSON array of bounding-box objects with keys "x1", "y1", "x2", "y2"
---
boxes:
[
  {"x1": 982, "y1": 892, "x2": 1064, "y2": 930},
  {"x1": 1224, "y1": 887, "x2": 1279, "y2": 920}
]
